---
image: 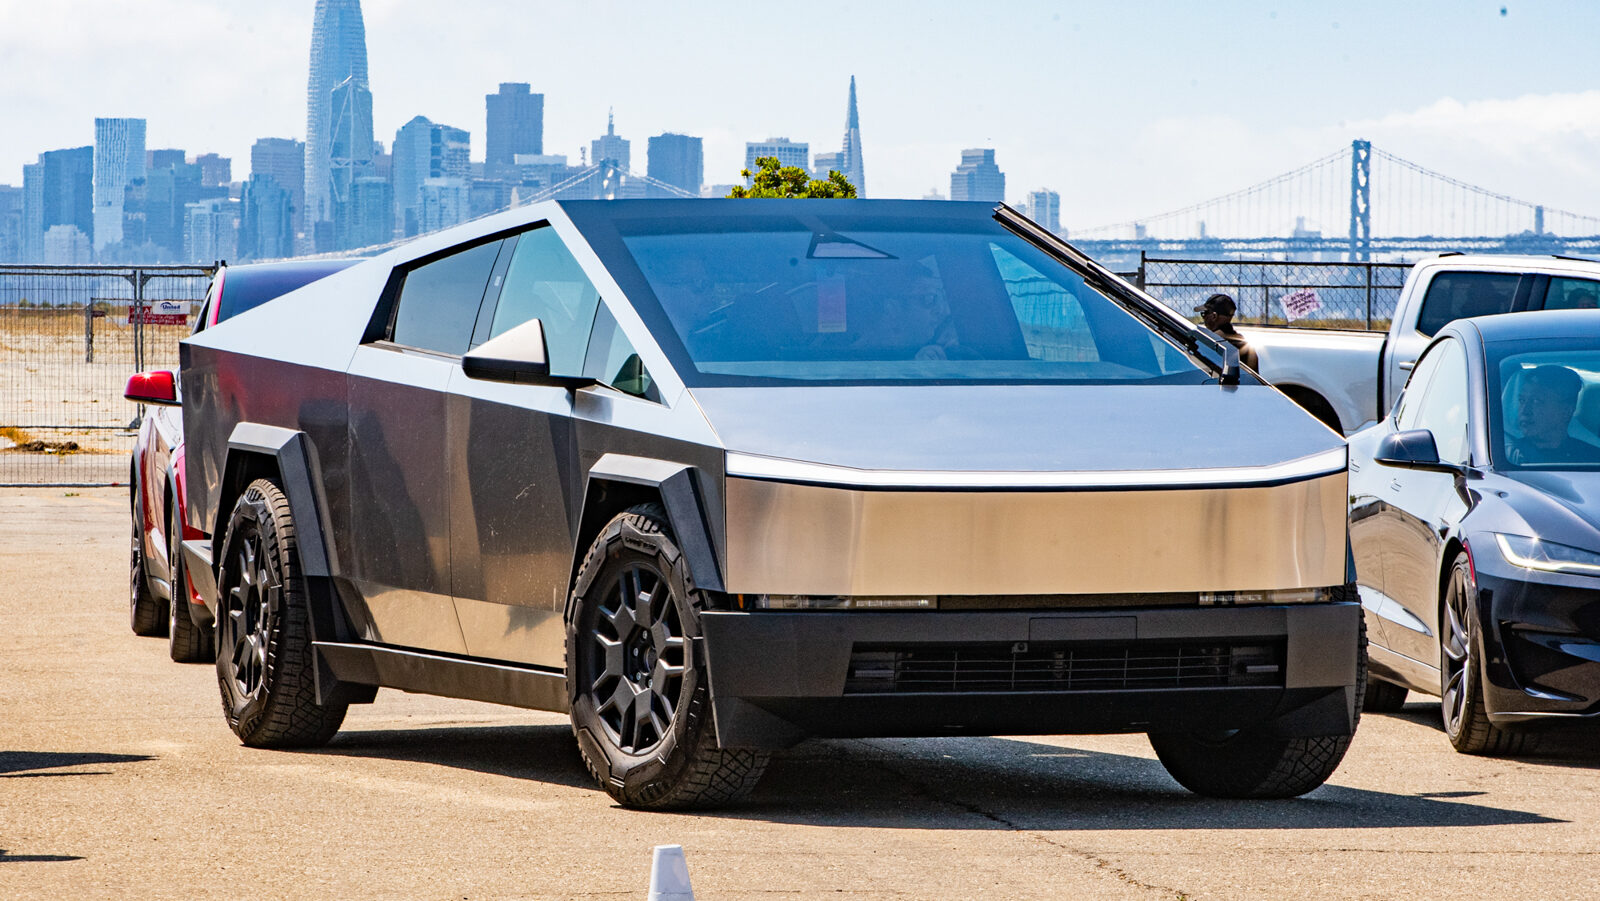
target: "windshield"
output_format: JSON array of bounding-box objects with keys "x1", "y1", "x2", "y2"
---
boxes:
[
  {"x1": 1489, "y1": 339, "x2": 1600, "y2": 470},
  {"x1": 602, "y1": 209, "x2": 1207, "y2": 386}
]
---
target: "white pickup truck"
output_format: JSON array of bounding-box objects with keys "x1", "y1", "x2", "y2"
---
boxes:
[{"x1": 1241, "y1": 254, "x2": 1600, "y2": 433}]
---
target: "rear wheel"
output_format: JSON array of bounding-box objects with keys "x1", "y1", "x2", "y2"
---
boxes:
[
  {"x1": 1441, "y1": 554, "x2": 1534, "y2": 755},
  {"x1": 167, "y1": 500, "x2": 212, "y2": 663},
  {"x1": 129, "y1": 480, "x2": 166, "y2": 637},
  {"x1": 215, "y1": 479, "x2": 345, "y2": 747},
  {"x1": 567, "y1": 504, "x2": 768, "y2": 809}
]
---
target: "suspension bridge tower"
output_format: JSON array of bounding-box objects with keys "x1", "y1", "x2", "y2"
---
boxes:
[{"x1": 1348, "y1": 139, "x2": 1372, "y2": 262}]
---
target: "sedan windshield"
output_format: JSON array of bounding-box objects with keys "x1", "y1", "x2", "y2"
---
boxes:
[
  {"x1": 594, "y1": 207, "x2": 1208, "y2": 386},
  {"x1": 1489, "y1": 339, "x2": 1600, "y2": 470}
]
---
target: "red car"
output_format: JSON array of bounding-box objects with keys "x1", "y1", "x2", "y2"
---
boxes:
[{"x1": 126, "y1": 260, "x2": 355, "y2": 660}]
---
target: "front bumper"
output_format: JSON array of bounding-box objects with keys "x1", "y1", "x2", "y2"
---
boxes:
[
  {"x1": 1476, "y1": 559, "x2": 1600, "y2": 723},
  {"x1": 700, "y1": 602, "x2": 1361, "y2": 749}
]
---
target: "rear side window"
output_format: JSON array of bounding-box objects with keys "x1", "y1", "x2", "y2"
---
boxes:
[
  {"x1": 391, "y1": 239, "x2": 506, "y2": 355},
  {"x1": 1415, "y1": 272, "x2": 1520, "y2": 337},
  {"x1": 1544, "y1": 277, "x2": 1600, "y2": 311}
]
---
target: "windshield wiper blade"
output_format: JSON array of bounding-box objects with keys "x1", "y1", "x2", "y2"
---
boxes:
[{"x1": 992, "y1": 203, "x2": 1238, "y2": 385}]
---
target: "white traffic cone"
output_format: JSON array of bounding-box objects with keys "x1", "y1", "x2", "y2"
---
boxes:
[{"x1": 646, "y1": 844, "x2": 694, "y2": 901}]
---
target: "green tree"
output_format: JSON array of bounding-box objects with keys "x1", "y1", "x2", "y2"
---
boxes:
[{"x1": 728, "y1": 156, "x2": 857, "y2": 198}]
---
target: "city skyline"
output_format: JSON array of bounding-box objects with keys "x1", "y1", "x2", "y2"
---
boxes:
[{"x1": 3, "y1": 1, "x2": 1596, "y2": 233}]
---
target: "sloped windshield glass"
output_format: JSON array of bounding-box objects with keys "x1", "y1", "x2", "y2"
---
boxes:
[{"x1": 608, "y1": 211, "x2": 1207, "y2": 386}]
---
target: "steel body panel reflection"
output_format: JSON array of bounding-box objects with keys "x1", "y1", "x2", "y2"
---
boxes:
[{"x1": 723, "y1": 472, "x2": 1346, "y2": 596}]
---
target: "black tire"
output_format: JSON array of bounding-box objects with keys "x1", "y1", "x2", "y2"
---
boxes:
[
  {"x1": 566, "y1": 503, "x2": 768, "y2": 810},
  {"x1": 167, "y1": 499, "x2": 213, "y2": 663},
  {"x1": 1149, "y1": 602, "x2": 1367, "y2": 799},
  {"x1": 1364, "y1": 678, "x2": 1409, "y2": 713},
  {"x1": 1440, "y1": 554, "x2": 1535, "y2": 755},
  {"x1": 215, "y1": 478, "x2": 346, "y2": 747},
  {"x1": 129, "y1": 478, "x2": 166, "y2": 637}
]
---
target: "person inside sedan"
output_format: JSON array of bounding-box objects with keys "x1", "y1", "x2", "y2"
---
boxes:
[{"x1": 1506, "y1": 364, "x2": 1598, "y2": 465}]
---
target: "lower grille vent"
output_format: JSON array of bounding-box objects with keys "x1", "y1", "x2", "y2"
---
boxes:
[{"x1": 844, "y1": 641, "x2": 1283, "y2": 694}]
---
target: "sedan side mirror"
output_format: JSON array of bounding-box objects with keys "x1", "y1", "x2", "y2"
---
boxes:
[
  {"x1": 1374, "y1": 429, "x2": 1462, "y2": 474},
  {"x1": 124, "y1": 370, "x2": 180, "y2": 406},
  {"x1": 461, "y1": 318, "x2": 595, "y2": 389}
]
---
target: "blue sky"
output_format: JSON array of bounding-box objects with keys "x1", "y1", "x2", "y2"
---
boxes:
[{"x1": 2, "y1": 0, "x2": 1596, "y2": 230}]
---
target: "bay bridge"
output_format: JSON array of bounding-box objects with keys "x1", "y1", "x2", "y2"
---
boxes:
[{"x1": 1068, "y1": 140, "x2": 1600, "y2": 268}]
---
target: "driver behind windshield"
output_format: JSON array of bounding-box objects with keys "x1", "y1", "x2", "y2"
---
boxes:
[{"x1": 1506, "y1": 364, "x2": 1597, "y2": 465}]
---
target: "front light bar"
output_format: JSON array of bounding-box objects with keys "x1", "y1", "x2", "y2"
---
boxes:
[{"x1": 1495, "y1": 533, "x2": 1600, "y2": 576}]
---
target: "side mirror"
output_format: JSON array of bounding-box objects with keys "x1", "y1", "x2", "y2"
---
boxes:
[
  {"x1": 125, "y1": 370, "x2": 179, "y2": 406},
  {"x1": 1374, "y1": 429, "x2": 1461, "y2": 473},
  {"x1": 461, "y1": 318, "x2": 595, "y2": 389}
]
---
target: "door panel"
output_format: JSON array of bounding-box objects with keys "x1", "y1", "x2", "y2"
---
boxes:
[
  {"x1": 446, "y1": 374, "x2": 579, "y2": 667},
  {"x1": 346, "y1": 345, "x2": 465, "y2": 653}
]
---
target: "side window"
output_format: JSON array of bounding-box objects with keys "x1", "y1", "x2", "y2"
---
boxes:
[
  {"x1": 488, "y1": 225, "x2": 602, "y2": 377},
  {"x1": 1410, "y1": 340, "x2": 1471, "y2": 465},
  {"x1": 583, "y1": 303, "x2": 659, "y2": 402},
  {"x1": 1414, "y1": 272, "x2": 1520, "y2": 337},
  {"x1": 1544, "y1": 277, "x2": 1600, "y2": 311},
  {"x1": 1394, "y1": 343, "x2": 1446, "y2": 430},
  {"x1": 391, "y1": 239, "x2": 505, "y2": 355}
]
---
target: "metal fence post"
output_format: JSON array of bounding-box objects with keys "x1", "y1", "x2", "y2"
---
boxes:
[
  {"x1": 83, "y1": 301, "x2": 94, "y2": 363},
  {"x1": 1365, "y1": 263, "x2": 1374, "y2": 330}
]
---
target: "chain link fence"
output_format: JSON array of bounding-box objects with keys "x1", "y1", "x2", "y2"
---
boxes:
[
  {"x1": 0, "y1": 265, "x2": 214, "y2": 486},
  {"x1": 1134, "y1": 256, "x2": 1411, "y2": 331}
]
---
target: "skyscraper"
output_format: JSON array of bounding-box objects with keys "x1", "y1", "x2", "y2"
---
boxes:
[
  {"x1": 94, "y1": 118, "x2": 146, "y2": 252},
  {"x1": 240, "y1": 174, "x2": 294, "y2": 261},
  {"x1": 744, "y1": 138, "x2": 808, "y2": 178},
  {"x1": 838, "y1": 76, "x2": 866, "y2": 196},
  {"x1": 0, "y1": 185, "x2": 21, "y2": 261},
  {"x1": 27, "y1": 147, "x2": 95, "y2": 254},
  {"x1": 647, "y1": 133, "x2": 703, "y2": 195},
  {"x1": 591, "y1": 111, "x2": 630, "y2": 171},
  {"x1": 486, "y1": 83, "x2": 543, "y2": 171},
  {"x1": 306, "y1": 0, "x2": 371, "y2": 233},
  {"x1": 950, "y1": 149, "x2": 1005, "y2": 202},
  {"x1": 194, "y1": 153, "x2": 232, "y2": 188},
  {"x1": 393, "y1": 116, "x2": 470, "y2": 237},
  {"x1": 1026, "y1": 189, "x2": 1061, "y2": 235},
  {"x1": 250, "y1": 138, "x2": 306, "y2": 237}
]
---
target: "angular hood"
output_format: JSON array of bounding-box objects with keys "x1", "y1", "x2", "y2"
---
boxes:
[{"x1": 689, "y1": 383, "x2": 1343, "y2": 477}]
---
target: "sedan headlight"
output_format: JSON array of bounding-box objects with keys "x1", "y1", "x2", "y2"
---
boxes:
[{"x1": 1494, "y1": 534, "x2": 1600, "y2": 576}]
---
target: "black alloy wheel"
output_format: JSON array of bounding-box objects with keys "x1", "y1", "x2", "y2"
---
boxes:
[
  {"x1": 581, "y1": 561, "x2": 687, "y2": 754},
  {"x1": 1440, "y1": 554, "x2": 1532, "y2": 755},
  {"x1": 215, "y1": 479, "x2": 345, "y2": 747},
  {"x1": 129, "y1": 480, "x2": 166, "y2": 637},
  {"x1": 567, "y1": 504, "x2": 768, "y2": 809}
]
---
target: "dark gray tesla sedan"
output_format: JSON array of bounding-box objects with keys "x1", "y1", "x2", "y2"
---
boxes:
[
  {"x1": 177, "y1": 200, "x2": 1359, "y2": 808},
  {"x1": 1351, "y1": 309, "x2": 1600, "y2": 753}
]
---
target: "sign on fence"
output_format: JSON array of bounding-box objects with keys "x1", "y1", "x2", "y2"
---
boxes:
[
  {"x1": 1279, "y1": 289, "x2": 1322, "y2": 322},
  {"x1": 127, "y1": 300, "x2": 191, "y2": 326}
]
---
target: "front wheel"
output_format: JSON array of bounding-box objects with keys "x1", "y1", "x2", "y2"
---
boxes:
[
  {"x1": 1149, "y1": 609, "x2": 1366, "y2": 799},
  {"x1": 1440, "y1": 554, "x2": 1534, "y2": 755},
  {"x1": 215, "y1": 479, "x2": 346, "y2": 747},
  {"x1": 566, "y1": 504, "x2": 768, "y2": 809}
]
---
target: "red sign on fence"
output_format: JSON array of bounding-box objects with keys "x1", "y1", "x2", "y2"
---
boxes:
[{"x1": 126, "y1": 300, "x2": 191, "y2": 326}]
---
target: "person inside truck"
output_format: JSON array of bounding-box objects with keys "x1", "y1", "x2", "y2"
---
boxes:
[
  {"x1": 1505, "y1": 364, "x2": 1598, "y2": 465},
  {"x1": 1193, "y1": 293, "x2": 1259, "y2": 370}
]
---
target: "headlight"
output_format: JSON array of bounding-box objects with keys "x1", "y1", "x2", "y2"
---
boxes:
[{"x1": 1494, "y1": 534, "x2": 1600, "y2": 576}]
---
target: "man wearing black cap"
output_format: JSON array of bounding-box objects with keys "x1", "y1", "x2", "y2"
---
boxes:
[{"x1": 1194, "y1": 293, "x2": 1259, "y2": 371}]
